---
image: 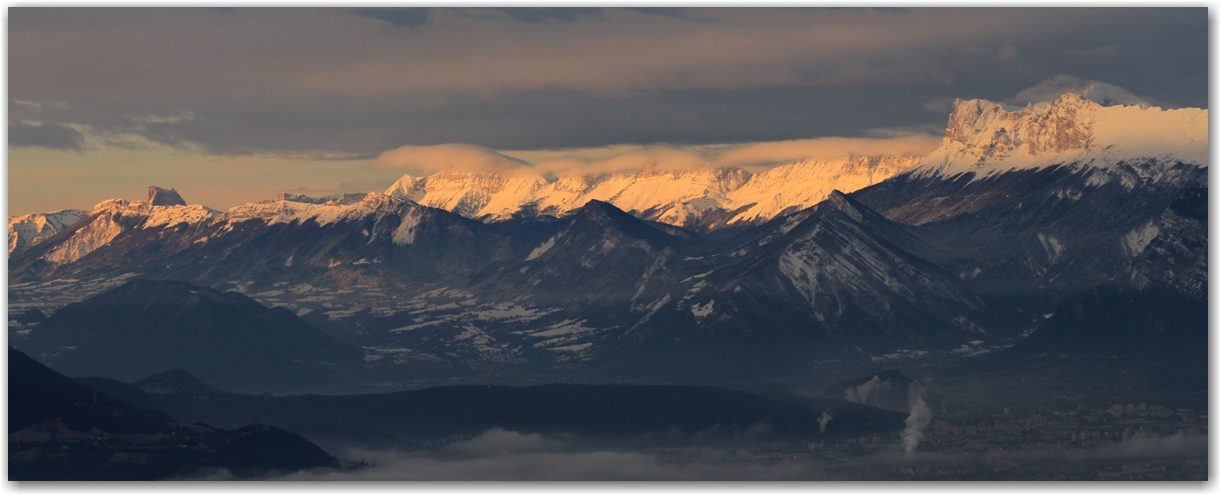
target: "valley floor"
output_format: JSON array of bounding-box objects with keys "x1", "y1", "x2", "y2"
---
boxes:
[{"x1": 275, "y1": 416, "x2": 1206, "y2": 481}]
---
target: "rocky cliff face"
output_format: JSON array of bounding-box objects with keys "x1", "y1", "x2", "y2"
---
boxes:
[
  {"x1": 146, "y1": 186, "x2": 187, "y2": 207},
  {"x1": 8, "y1": 210, "x2": 88, "y2": 259},
  {"x1": 852, "y1": 95, "x2": 1208, "y2": 312},
  {"x1": 19, "y1": 199, "x2": 217, "y2": 268},
  {"x1": 913, "y1": 93, "x2": 1207, "y2": 179}
]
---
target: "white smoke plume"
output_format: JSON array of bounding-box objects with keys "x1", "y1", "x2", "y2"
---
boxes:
[
  {"x1": 844, "y1": 375, "x2": 883, "y2": 405},
  {"x1": 900, "y1": 383, "x2": 932, "y2": 454},
  {"x1": 818, "y1": 410, "x2": 833, "y2": 434}
]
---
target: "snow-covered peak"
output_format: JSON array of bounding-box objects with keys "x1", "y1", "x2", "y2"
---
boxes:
[
  {"x1": 88, "y1": 198, "x2": 218, "y2": 229},
  {"x1": 17, "y1": 195, "x2": 217, "y2": 266},
  {"x1": 386, "y1": 170, "x2": 549, "y2": 219},
  {"x1": 727, "y1": 156, "x2": 918, "y2": 225},
  {"x1": 629, "y1": 166, "x2": 753, "y2": 190},
  {"x1": 8, "y1": 209, "x2": 88, "y2": 258},
  {"x1": 913, "y1": 93, "x2": 1208, "y2": 179},
  {"x1": 223, "y1": 191, "x2": 415, "y2": 227},
  {"x1": 273, "y1": 191, "x2": 371, "y2": 205},
  {"x1": 380, "y1": 157, "x2": 914, "y2": 229},
  {"x1": 556, "y1": 167, "x2": 752, "y2": 226}
]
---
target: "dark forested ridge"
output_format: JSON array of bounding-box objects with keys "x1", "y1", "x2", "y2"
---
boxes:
[
  {"x1": 69, "y1": 367, "x2": 907, "y2": 453},
  {"x1": 8, "y1": 347, "x2": 341, "y2": 480}
]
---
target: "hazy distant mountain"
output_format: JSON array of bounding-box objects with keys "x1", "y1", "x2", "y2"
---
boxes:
[
  {"x1": 9, "y1": 347, "x2": 339, "y2": 480},
  {"x1": 18, "y1": 279, "x2": 365, "y2": 393},
  {"x1": 72, "y1": 366, "x2": 908, "y2": 452}
]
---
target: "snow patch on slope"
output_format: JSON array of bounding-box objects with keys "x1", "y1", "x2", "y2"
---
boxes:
[
  {"x1": 392, "y1": 208, "x2": 424, "y2": 245},
  {"x1": 526, "y1": 234, "x2": 559, "y2": 261},
  {"x1": 1036, "y1": 233, "x2": 1065, "y2": 265},
  {"x1": 778, "y1": 247, "x2": 823, "y2": 307},
  {"x1": 1122, "y1": 220, "x2": 1161, "y2": 257}
]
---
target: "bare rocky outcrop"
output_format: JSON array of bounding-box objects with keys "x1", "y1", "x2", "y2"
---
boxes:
[{"x1": 147, "y1": 186, "x2": 187, "y2": 206}]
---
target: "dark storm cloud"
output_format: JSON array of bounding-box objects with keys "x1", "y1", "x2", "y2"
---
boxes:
[
  {"x1": 624, "y1": 7, "x2": 689, "y2": 19},
  {"x1": 8, "y1": 7, "x2": 1206, "y2": 156},
  {"x1": 495, "y1": 8, "x2": 602, "y2": 23},
  {"x1": 9, "y1": 121, "x2": 87, "y2": 151},
  {"x1": 353, "y1": 8, "x2": 429, "y2": 28}
]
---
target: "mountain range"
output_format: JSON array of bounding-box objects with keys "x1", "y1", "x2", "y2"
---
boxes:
[
  {"x1": 20, "y1": 279, "x2": 364, "y2": 393},
  {"x1": 8, "y1": 93, "x2": 1207, "y2": 393},
  {"x1": 383, "y1": 155, "x2": 917, "y2": 233}
]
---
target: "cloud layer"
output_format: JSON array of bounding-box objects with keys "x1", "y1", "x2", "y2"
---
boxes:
[
  {"x1": 239, "y1": 429, "x2": 1205, "y2": 481},
  {"x1": 8, "y1": 8, "x2": 1206, "y2": 216},
  {"x1": 9, "y1": 8, "x2": 1206, "y2": 156},
  {"x1": 371, "y1": 144, "x2": 530, "y2": 174},
  {"x1": 1007, "y1": 75, "x2": 1154, "y2": 108},
  {"x1": 371, "y1": 135, "x2": 942, "y2": 177},
  {"x1": 9, "y1": 121, "x2": 87, "y2": 151}
]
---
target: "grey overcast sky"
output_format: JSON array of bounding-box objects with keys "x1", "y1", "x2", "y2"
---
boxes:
[{"x1": 7, "y1": 7, "x2": 1209, "y2": 215}]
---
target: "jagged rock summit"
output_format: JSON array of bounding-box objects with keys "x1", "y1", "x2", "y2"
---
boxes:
[
  {"x1": 8, "y1": 209, "x2": 88, "y2": 259},
  {"x1": 912, "y1": 93, "x2": 1208, "y2": 179},
  {"x1": 147, "y1": 186, "x2": 187, "y2": 206}
]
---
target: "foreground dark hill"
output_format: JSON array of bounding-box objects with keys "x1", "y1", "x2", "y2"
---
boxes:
[
  {"x1": 18, "y1": 279, "x2": 365, "y2": 393},
  {"x1": 8, "y1": 347, "x2": 339, "y2": 480},
  {"x1": 74, "y1": 369, "x2": 909, "y2": 452}
]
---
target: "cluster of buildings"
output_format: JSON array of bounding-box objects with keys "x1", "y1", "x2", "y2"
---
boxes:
[{"x1": 726, "y1": 402, "x2": 1207, "y2": 480}]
